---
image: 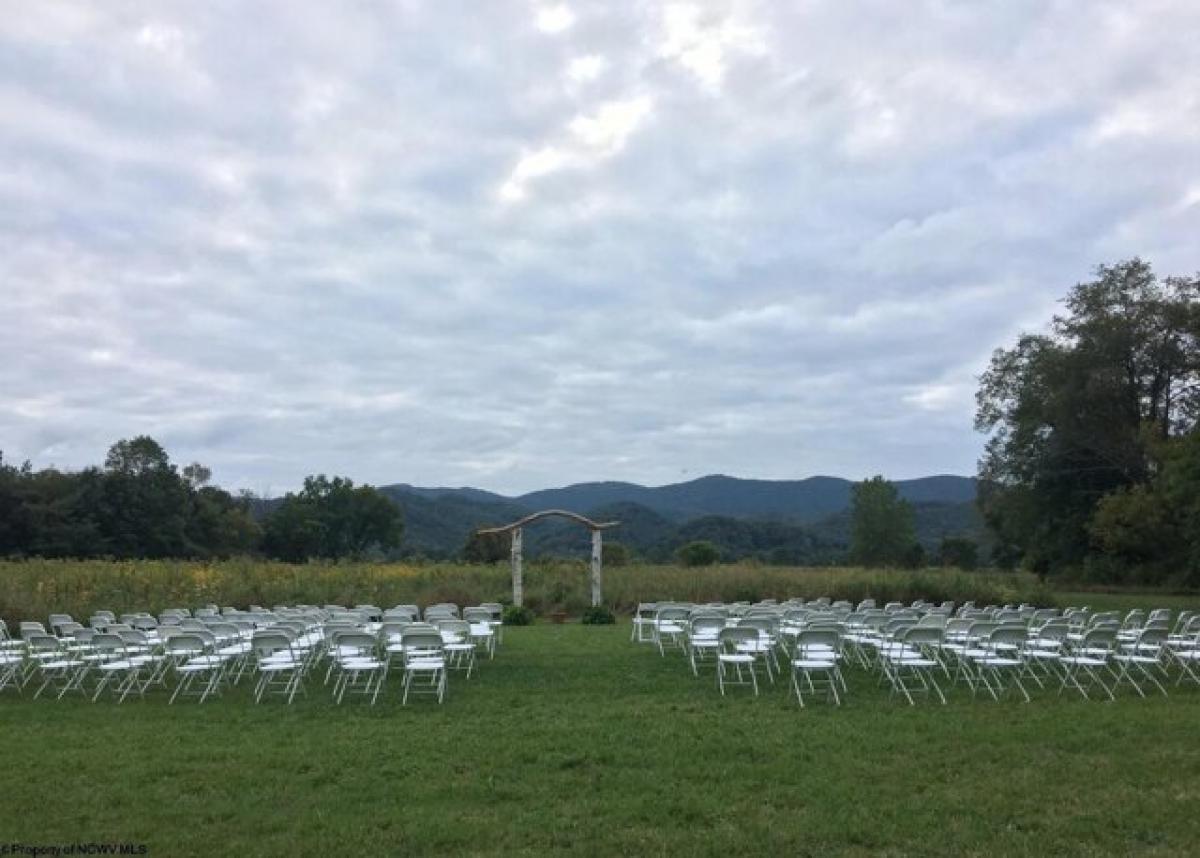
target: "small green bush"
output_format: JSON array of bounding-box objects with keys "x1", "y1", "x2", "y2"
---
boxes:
[
  {"x1": 581, "y1": 606, "x2": 616, "y2": 625},
  {"x1": 503, "y1": 604, "x2": 534, "y2": 626},
  {"x1": 677, "y1": 540, "x2": 720, "y2": 567}
]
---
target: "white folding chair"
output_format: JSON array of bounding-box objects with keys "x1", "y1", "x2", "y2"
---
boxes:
[
  {"x1": 401, "y1": 630, "x2": 446, "y2": 705},
  {"x1": 791, "y1": 629, "x2": 843, "y2": 707}
]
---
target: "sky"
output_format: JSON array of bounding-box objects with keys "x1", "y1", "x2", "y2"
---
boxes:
[{"x1": 2, "y1": 1, "x2": 1198, "y2": 497}]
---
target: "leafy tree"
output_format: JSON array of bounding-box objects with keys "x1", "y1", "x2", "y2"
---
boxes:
[
  {"x1": 262, "y1": 475, "x2": 402, "y2": 561},
  {"x1": 462, "y1": 528, "x2": 509, "y2": 564},
  {"x1": 676, "y1": 540, "x2": 720, "y2": 567},
  {"x1": 848, "y1": 476, "x2": 917, "y2": 567},
  {"x1": 938, "y1": 536, "x2": 979, "y2": 570},
  {"x1": 186, "y1": 485, "x2": 261, "y2": 557},
  {"x1": 182, "y1": 462, "x2": 213, "y2": 488},
  {"x1": 0, "y1": 453, "x2": 34, "y2": 555},
  {"x1": 97, "y1": 436, "x2": 191, "y2": 557},
  {"x1": 976, "y1": 259, "x2": 1200, "y2": 573},
  {"x1": 1090, "y1": 430, "x2": 1200, "y2": 586}
]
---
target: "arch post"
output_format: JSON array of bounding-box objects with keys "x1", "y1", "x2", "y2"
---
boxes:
[
  {"x1": 511, "y1": 526, "x2": 523, "y2": 607},
  {"x1": 476, "y1": 510, "x2": 619, "y2": 614},
  {"x1": 590, "y1": 529, "x2": 603, "y2": 607}
]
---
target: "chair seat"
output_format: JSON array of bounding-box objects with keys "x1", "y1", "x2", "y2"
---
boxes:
[
  {"x1": 1060, "y1": 656, "x2": 1106, "y2": 667},
  {"x1": 406, "y1": 658, "x2": 445, "y2": 670},
  {"x1": 1113, "y1": 654, "x2": 1159, "y2": 665},
  {"x1": 97, "y1": 660, "x2": 135, "y2": 671},
  {"x1": 177, "y1": 658, "x2": 226, "y2": 672},
  {"x1": 341, "y1": 658, "x2": 385, "y2": 670},
  {"x1": 792, "y1": 659, "x2": 837, "y2": 669},
  {"x1": 980, "y1": 657, "x2": 1022, "y2": 668},
  {"x1": 259, "y1": 660, "x2": 303, "y2": 672},
  {"x1": 718, "y1": 653, "x2": 755, "y2": 664},
  {"x1": 896, "y1": 656, "x2": 939, "y2": 668}
]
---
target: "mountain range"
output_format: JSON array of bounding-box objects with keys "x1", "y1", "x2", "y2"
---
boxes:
[{"x1": 375, "y1": 474, "x2": 986, "y2": 563}]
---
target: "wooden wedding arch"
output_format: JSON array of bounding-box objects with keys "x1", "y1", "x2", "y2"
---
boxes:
[{"x1": 476, "y1": 511, "x2": 620, "y2": 607}]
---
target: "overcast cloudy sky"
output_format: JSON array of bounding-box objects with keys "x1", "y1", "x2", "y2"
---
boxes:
[{"x1": 2, "y1": 2, "x2": 1198, "y2": 496}]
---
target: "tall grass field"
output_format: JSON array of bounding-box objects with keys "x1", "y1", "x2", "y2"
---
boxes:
[{"x1": 0, "y1": 558, "x2": 1057, "y2": 627}]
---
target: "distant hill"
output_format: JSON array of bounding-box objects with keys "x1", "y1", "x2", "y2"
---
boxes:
[
  {"x1": 455, "y1": 473, "x2": 976, "y2": 523},
  {"x1": 372, "y1": 473, "x2": 982, "y2": 562}
]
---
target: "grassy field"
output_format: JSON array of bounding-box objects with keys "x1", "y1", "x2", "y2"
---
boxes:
[
  {"x1": 3, "y1": 619, "x2": 1200, "y2": 856},
  {"x1": 0, "y1": 559, "x2": 1057, "y2": 628}
]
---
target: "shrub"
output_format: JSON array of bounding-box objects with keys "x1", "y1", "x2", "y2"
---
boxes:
[
  {"x1": 502, "y1": 604, "x2": 534, "y2": 626},
  {"x1": 580, "y1": 606, "x2": 615, "y2": 625},
  {"x1": 601, "y1": 542, "x2": 630, "y2": 567},
  {"x1": 677, "y1": 540, "x2": 720, "y2": 567},
  {"x1": 938, "y1": 537, "x2": 979, "y2": 571}
]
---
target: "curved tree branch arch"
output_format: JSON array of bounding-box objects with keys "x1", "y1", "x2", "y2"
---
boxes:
[{"x1": 476, "y1": 511, "x2": 621, "y2": 608}]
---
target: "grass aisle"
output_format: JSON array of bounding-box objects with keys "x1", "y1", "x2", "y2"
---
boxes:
[{"x1": 2, "y1": 624, "x2": 1199, "y2": 856}]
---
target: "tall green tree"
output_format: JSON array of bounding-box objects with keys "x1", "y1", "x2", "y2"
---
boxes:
[
  {"x1": 848, "y1": 476, "x2": 916, "y2": 567},
  {"x1": 262, "y1": 475, "x2": 403, "y2": 562},
  {"x1": 976, "y1": 259, "x2": 1200, "y2": 574},
  {"x1": 97, "y1": 436, "x2": 191, "y2": 557},
  {"x1": 1090, "y1": 430, "x2": 1200, "y2": 586}
]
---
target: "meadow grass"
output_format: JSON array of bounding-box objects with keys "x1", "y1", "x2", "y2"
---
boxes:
[
  {"x1": 2, "y1": 622, "x2": 1200, "y2": 856},
  {"x1": 0, "y1": 559, "x2": 1057, "y2": 629}
]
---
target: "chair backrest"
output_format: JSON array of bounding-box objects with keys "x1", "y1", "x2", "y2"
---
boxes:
[
  {"x1": 903, "y1": 627, "x2": 944, "y2": 647},
  {"x1": 988, "y1": 626, "x2": 1027, "y2": 648},
  {"x1": 1078, "y1": 626, "x2": 1117, "y2": 653},
  {"x1": 437, "y1": 620, "x2": 471, "y2": 640},
  {"x1": 118, "y1": 630, "x2": 150, "y2": 648},
  {"x1": 656, "y1": 607, "x2": 689, "y2": 624},
  {"x1": 165, "y1": 633, "x2": 207, "y2": 657},
  {"x1": 20, "y1": 622, "x2": 47, "y2": 640},
  {"x1": 91, "y1": 633, "x2": 127, "y2": 657},
  {"x1": 400, "y1": 630, "x2": 444, "y2": 660},
  {"x1": 967, "y1": 621, "x2": 1000, "y2": 641},
  {"x1": 718, "y1": 626, "x2": 758, "y2": 651},
  {"x1": 252, "y1": 632, "x2": 295, "y2": 661},
  {"x1": 1135, "y1": 627, "x2": 1168, "y2": 651},
  {"x1": 462, "y1": 607, "x2": 492, "y2": 624},
  {"x1": 795, "y1": 628, "x2": 841, "y2": 653},
  {"x1": 379, "y1": 621, "x2": 410, "y2": 642},
  {"x1": 739, "y1": 616, "x2": 778, "y2": 636},
  {"x1": 335, "y1": 632, "x2": 378, "y2": 656},
  {"x1": 690, "y1": 616, "x2": 725, "y2": 637},
  {"x1": 1036, "y1": 620, "x2": 1070, "y2": 641},
  {"x1": 25, "y1": 633, "x2": 63, "y2": 654}
]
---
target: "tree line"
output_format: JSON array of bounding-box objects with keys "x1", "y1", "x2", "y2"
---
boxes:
[{"x1": 0, "y1": 437, "x2": 402, "y2": 561}]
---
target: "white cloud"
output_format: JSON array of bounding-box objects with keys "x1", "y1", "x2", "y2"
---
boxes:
[
  {"x1": 1, "y1": 0, "x2": 1197, "y2": 493},
  {"x1": 568, "y1": 95, "x2": 653, "y2": 152},
  {"x1": 658, "y1": 3, "x2": 765, "y2": 92},
  {"x1": 566, "y1": 54, "x2": 607, "y2": 84},
  {"x1": 535, "y1": 4, "x2": 575, "y2": 35}
]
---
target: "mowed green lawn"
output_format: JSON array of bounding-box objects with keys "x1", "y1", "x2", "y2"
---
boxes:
[{"x1": 3, "y1": 622, "x2": 1200, "y2": 857}]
